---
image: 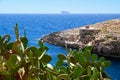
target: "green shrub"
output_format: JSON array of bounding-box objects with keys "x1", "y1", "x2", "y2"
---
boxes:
[{"x1": 0, "y1": 24, "x2": 111, "y2": 80}]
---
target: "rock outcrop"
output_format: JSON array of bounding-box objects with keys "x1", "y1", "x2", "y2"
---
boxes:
[{"x1": 41, "y1": 19, "x2": 120, "y2": 58}]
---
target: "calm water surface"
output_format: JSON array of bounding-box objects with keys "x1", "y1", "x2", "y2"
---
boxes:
[{"x1": 0, "y1": 14, "x2": 120, "y2": 80}]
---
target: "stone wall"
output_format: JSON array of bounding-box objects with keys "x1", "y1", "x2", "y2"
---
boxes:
[{"x1": 79, "y1": 28, "x2": 100, "y2": 44}]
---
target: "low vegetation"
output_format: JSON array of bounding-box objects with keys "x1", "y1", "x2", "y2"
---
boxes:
[{"x1": 0, "y1": 24, "x2": 111, "y2": 80}]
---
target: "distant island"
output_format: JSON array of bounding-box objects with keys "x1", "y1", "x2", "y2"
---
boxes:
[{"x1": 61, "y1": 11, "x2": 69, "y2": 14}]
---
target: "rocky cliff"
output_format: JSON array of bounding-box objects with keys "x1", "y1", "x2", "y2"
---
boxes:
[{"x1": 41, "y1": 19, "x2": 120, "y2": 58}]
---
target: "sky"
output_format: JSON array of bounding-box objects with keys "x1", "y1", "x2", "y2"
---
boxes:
[{"x1": 0, "y1": 0, "x2": 120, "y2": 14}]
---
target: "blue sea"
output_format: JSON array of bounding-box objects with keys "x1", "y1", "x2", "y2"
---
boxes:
[{"x1": 0, "y1": 14, "x2": 120, "y2": 80}]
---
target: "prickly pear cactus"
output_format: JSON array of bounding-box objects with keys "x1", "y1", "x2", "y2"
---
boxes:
[
  {"x1": 0, "y1": 23, "x2": 111, "y2": 80},
  {"x1": 54, "y1": 46, "x2": 111, "y2": 80}
]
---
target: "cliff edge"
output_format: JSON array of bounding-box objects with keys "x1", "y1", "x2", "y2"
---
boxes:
[{"x1": 41, "y1": 19, "x2": 120, "y2": 58}]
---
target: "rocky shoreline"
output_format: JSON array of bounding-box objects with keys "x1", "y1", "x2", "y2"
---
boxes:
[{"x1": 41, "y1": 19, "x2": 120, "y2": 58}]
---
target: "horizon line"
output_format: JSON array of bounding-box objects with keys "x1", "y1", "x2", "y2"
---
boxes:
[{"x1": 0, "y1": 13, "x2": 120, "y2": 14}]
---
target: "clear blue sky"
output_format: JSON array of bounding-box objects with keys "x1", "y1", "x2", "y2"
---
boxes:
[{"x1": 0, "y1": 0, "x2": 120, "y2": 14}]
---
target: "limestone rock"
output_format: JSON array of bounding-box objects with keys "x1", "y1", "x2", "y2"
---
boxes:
[{"x1": 41, "y1": 19, "x2": 120, "y2": 58}]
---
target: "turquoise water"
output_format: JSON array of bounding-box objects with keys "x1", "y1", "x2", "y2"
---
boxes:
[{"x1": 0, "y1": 14, "x2": 120, "y2": 80}]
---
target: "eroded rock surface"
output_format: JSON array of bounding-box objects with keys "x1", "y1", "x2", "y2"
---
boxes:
[{"x1": 41, "y1": 19, "x2": 120, "y2": 58}]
